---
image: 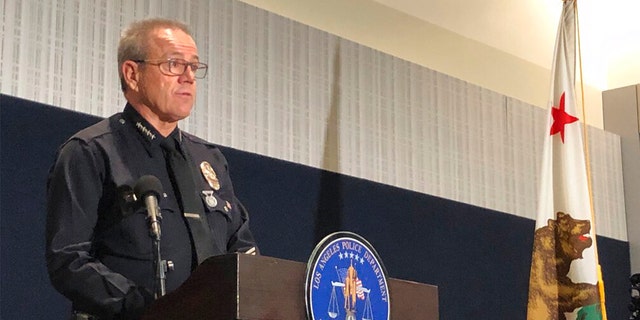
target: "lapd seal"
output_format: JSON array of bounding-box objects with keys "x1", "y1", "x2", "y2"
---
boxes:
[{"x1": 305, "y1": 231, "x2": 390, "y2": 320}]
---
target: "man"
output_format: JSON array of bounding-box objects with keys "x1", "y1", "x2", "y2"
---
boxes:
[{"x1": 46, "y1": 18, "x2": 258, "y2": 319}]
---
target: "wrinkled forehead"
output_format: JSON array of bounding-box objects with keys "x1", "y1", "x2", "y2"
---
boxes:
[{"x1": 148, "y1": 27, "x2": 199, "y2": 59}]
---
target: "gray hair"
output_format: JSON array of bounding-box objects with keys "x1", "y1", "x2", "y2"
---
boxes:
[{"x1": 117, "y1": 18, "x2": 192, "y2": 91}]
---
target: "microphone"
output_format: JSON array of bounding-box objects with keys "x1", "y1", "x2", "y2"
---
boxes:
[{"x1": 134, "y1": 175, "x2": 164, "y2": 240}]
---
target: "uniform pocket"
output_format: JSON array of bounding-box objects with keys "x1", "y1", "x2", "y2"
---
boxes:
[{"x1": 200, "y1": 191, "x2": 233, "y2": 251}]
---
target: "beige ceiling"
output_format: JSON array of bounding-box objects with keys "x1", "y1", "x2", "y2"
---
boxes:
[{"x1": 372, "y1": 0, "x2": 640, "y2": 91}]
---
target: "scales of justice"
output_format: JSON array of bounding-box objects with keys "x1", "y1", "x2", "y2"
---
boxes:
[{"x1": 327, "y1": 260, "x2": 374, "y2": 320}]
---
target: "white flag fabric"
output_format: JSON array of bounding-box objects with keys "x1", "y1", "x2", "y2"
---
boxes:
[{"x1": 526, "y1": 1, "x2": 604, "y2": 319}]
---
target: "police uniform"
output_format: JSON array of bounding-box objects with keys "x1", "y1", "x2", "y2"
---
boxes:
[{"x1": 45, "y1": 104, "x2": 258, "y2": 319}]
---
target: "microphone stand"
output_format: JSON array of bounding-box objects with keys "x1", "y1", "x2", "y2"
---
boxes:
[
  {"x1": 135, "y1": 175, "x2": 172, "y2": 299},
  {"x1": 149, "y1": 213, "x2": 170, "y2": 298}
]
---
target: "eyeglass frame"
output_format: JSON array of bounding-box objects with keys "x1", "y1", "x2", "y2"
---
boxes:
[{"x1": 132, "y1": 58, "x2": 208, "y2": 79}]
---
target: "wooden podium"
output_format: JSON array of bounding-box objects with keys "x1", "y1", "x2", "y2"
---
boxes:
[{"x1": 142, "y1": 253, "x2": 438, "y2": 319}]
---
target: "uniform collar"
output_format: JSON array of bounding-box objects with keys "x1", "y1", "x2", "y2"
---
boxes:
[
  {"x1": 162, "y1": 127, "x2": 187, "y2": 154},
  {"x1": 122, "y1": 104, "x2": 167, "y2": 154}
]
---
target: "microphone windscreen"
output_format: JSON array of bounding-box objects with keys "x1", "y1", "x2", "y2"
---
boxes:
[{"x1": 134, "y1": 175, "x2": 163, "y2": 198}]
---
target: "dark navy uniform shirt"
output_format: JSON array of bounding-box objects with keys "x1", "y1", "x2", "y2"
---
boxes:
[{"x1": 45, "y1": 104, "x2": 258, "y2": 319}]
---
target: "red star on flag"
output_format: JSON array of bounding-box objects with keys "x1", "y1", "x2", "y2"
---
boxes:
[{"x1": 549, "y1": 92, "x2": 578, "y2": 143}]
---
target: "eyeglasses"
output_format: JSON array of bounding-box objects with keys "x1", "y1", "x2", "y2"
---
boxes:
[{"x1": 133, "y1": 58, "x2": 208, "y2": 79}]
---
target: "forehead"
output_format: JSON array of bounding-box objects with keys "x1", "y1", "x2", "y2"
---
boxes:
[{"x1": 148, "y1": 27, "x2": 198, "y2": 59}]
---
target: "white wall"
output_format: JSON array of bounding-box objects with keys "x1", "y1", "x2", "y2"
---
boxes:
[{"x1": 239, "y1": 0, "x2": 605, "y2": 129}]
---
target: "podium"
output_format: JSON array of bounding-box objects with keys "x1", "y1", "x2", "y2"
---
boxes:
[{"x1": 142, "y1": 253, "x2": 438, "y2": 319}]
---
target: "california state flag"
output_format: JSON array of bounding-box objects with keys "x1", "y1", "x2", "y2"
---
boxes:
[{"x1": 526, "y1": 1, "x2": 605, "y2": 320}]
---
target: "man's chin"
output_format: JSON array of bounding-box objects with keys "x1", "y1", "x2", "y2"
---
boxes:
[
  {"x1": 163, "y1": 112, "x2": 191, "y2": 124},
  {"x1": 175, "y1": 105, "x2": 194, "y2": 119}
]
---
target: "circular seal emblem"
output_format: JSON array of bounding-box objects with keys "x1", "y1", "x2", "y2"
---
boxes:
[{"x1": 305, "y1": 232, "x2": 390, "y2": 320}]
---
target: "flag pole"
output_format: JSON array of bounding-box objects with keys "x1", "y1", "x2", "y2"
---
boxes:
[{"x1": 574, "y1": 0, "x2": 607, "y2": 317}]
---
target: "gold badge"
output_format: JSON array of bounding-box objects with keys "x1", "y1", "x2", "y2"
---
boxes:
[{"x1": 200, "y1": 161, "x2": 220, "y2": 190}]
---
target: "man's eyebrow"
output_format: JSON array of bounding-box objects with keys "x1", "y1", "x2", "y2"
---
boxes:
[{"x1": 165, "y1": 52, "x2": 200, "y2": 61}]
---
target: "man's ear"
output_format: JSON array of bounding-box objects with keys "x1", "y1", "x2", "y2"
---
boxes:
[{"x1": 122, "y1": 60, "x2": 140, "y2": 91}]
